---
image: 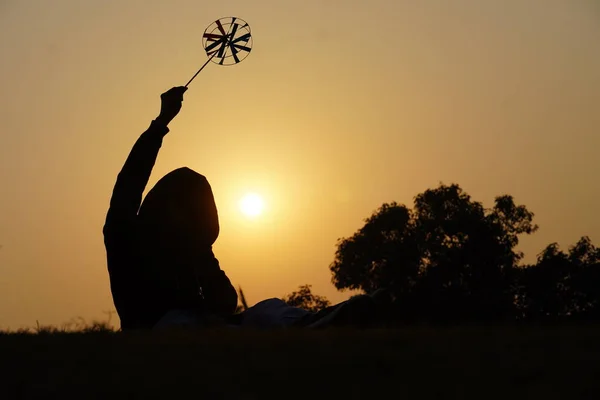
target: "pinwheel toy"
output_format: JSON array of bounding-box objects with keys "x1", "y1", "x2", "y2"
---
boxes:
[{"x1": 185, "y1": 17, "x2": 253, "y2": 87}]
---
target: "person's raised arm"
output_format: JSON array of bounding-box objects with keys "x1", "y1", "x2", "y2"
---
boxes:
[{"x1": 103, "y1": 86, "x2": 187, "y2": 243}]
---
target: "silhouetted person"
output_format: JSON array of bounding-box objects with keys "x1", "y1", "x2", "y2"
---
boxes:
[{"x1": 103, "y1": 87, "x2": 237, "y2": 330}]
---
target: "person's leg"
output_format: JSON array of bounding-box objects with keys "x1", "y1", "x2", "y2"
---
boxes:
[
  {"x1": 231, "y1": 289, "x2": 395, "y2": 329},
  {"x1": 297, "y1": 290, "x2": 394, "y2": 328},
  {"x1": 305, "y1": 295, "x2": 378, "y2": 328},
  {"x1": 238, "y1": 298, "x2": 312, "y2": 329}
]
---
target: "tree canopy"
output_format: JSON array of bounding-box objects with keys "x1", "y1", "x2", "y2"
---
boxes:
[
  {"x1": 330, "y1": 183, "x2": 599, "y2": 323},
  {"x1": 282, "y1": 285, "x2": 331, "y2": 313}
]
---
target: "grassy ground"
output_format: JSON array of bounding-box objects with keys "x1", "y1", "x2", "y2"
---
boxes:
[{"x1": 1, "y1": 326, "x2": 600, "y2": 399}]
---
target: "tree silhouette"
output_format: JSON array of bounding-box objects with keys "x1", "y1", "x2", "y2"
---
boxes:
[
  {"x1": 282, "y1": 284, "x2": 331, "y2": 312},
  {"x1": 516, "y1": 237, "x2": 600, "y2": 321},
  {"x1": 330, "y1": 183, "x2": 538, "y2": 323},
  {"x1": 568, "y1": 237, "x2": 600, "y2": 318}
]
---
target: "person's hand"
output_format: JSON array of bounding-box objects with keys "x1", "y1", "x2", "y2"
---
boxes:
[{"x1": 156, "y1": 86, "x2": 187, "y2": 126}]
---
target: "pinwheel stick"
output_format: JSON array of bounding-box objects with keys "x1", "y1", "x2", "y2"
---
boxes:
[{"x1": 185, "y1": 51, "x2": 218, "y2": 88}]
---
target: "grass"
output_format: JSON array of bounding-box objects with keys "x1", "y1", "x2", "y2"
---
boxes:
[
  {"x1": 2, "y1": 325, "x2": 600, "y2": 399},
  {"x1": 1, "y1": 315, "x2": 117, "y2": 335}
]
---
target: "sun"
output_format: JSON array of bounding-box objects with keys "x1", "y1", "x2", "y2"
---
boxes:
[{"x1": 239, "y1": 193, "x2": 265, "y2": 218}]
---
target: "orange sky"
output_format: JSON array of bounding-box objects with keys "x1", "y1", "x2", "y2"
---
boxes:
[{"x1": 0, "y1": 0, "x2": 598, "y2": 329}]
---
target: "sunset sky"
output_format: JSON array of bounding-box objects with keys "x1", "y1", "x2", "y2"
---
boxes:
[{"x1": 0, "y1": 0, "x2": 598, "y2": 329}]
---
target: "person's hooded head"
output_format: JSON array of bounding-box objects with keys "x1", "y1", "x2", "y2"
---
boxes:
[
  {"x1": 137, "y1": 167, "x2": 219, "y2": 259},
  {"x1": 135, "y1": 167, "x2": 237, "y2": 315}
]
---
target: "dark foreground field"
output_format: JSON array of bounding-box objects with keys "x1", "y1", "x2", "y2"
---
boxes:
[{"x1": 2, "y1": 326, "x2": 600, "y2": 399}]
